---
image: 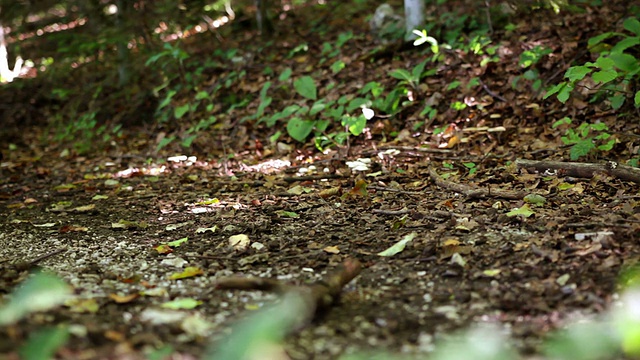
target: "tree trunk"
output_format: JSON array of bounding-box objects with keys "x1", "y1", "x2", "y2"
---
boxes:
[{"x1": 404, "y1": 0, "x2": 425, "y2": 40}]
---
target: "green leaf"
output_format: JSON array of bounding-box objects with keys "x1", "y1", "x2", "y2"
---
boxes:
[
  {"x1": 167, "y1": 237, "x2": 188, "y2": 247},
  {"x1": 278, "y1": 68, "x2": 292, "y2": 82},
  {"x1": 161, "y1": 298, "x2": 202, "y2": 310},
  {"x1": 610, "y1": 36, "x2": 640, "y2": 54},
  {"x1": 330, "y1": 60, "x2": 346, "y2": 74},
  {"x1": 411, "y1": 60, "x2": 428, "y2": 80},
  {"x1": 551, "y1": 116, "x2": 571, "y2": 129},
  {"x1": 557, "y1": 83, "x2": 574, "y2": 103},
  {"x1": 360, "y1": 81, "x2": 384, "y2": 97},
  {"x1": 309, "y1": 101, "x2": 326, "y2": 116},
  {"x1": 506, "y1": 204, "x2": 535, "y2": 218},
  {"x1": 635, "y1": 91, "x2": 640, "y2": 107},
  {"x1": 342, "y1": 115, "x2": 367, "y2": 136},
  {"x1": 206, "y1": 294, "x2": 307, "y2": 360},
  {"x1": 259, "y1": 81, "x2": 271, "y2": 99},
  {"x1": 282, "y1": 104, "x2": 302, "y2": 117},
  {"x1": 524, "y1": 194, "x2": 546, "y2": 205},
  {"x1": 256, "y1": 97, "x2": 272, "y2": 119},
  {"x1": 598, "y1": 139, "x2": 616, "y2": 151},
  {"x1": 347, "y1": 98, "x2": 370, "y2": 113},
  {"x1": 389, "y1": 69, "x2": 413, "y2": 83},
  {"x1": 174, "y1": 104, "x2": 190, "y2": 119},
  {"x1": 565, "y1": 66, "x2": 592, "y2": 82},
  {"x1": 0, "y1": 272, "x2": 70, "y2": 325},
  {"x1": 570, "y1": 139, "x2": 595, "y2": 160},
  {"x1": 609, "y1": 53, "x2": 640, "y2": 73},
  {"x1": 587, "y1": 32, "x2": 617, "y2": 48},
  {"x1": 378, "y1": 232, "x2": 416, "y2": 257},
  {"x1": 277, "y1": 210, "x2": 299, "y2": 218},
  {"x1": 544, "y1": 83, "x2": 566, "y2": 99},
  {"x1": 195, "y1": 91, "x2": 209, "y2": 100},
  {"x1": 287, "y1": 117, "x2": 315, "y2": 142},
  {"x1": 595, "y1": 56, "x2": 616, "y2": 70},
  {"x1": 315, "y1": 119, "x2": 330, "y2": 132},
  {"x1": 293, "y1": 76, "x2": 317, "y2": 100},
  {"x1": 156, "y1": 136, "x2": 175, "y2": 151},
  {"x1": 592, "y1": 69, "x2": 618, "y2": 84},
  {"x1": 590, "y1": 122, "x2": 609, "y2": 131},
  {"x1": 610, "y1": 94, "x2": 626, "y2": 109},
  {"x1": 181, "y1": 134, "x2": 197, "y2": 148},
  {"x1": 19, "y1": 326, "x2": 70, "y2": 360},
  {"x1": 447, "y1": 80, "x2": 461, "y2": 91},
  {"x1": 624, "y1": 17, "x2": 640, "y2": 36},
  {"x1": 158, "y1": 90, "x2": 177, "y2": 109}
]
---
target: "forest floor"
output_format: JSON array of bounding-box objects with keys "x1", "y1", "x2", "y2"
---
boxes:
[{"x1": 1, "y1": 0, "x2": 640, "y2": 359}]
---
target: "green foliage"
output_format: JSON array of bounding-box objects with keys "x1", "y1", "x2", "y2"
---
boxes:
[
  {"x1": 253, "y1": 69, "x2": 387, "y2": 149},
  {"x1": 320, "y1": 31, "x2": 354, "y2": 66},
  {"x1": 545, "y1": 17, "x2": 640, "y2": 109},
  {"x1": 293, "y1": 76, "x2": 317, "y2": 100},
  {"x1": 50, "y1": 86, "x2": 123, "y2": 154},
  {"x1": 389, "y1": 59, "x2": 431, "y2": 90},
  {"x1": 513, "y1": 46, "x2": 553, "y2": 92},
  {"x1": 147, "y1": 47, "x2": 252, "y2": 151},
  {"x1": 552, "y1": 117, "x2": 615, "y2": 160},
  {"x1": 463, "y1": 162, "x2": 478, "y2": 175},
  {"x1": 468, "y1": 35, "x2": 500, "y2": 67},
  {"x1": 205, "y1": 293, "x2": 307, "y2": 360},
  {"x1": 0, "y1": 272, "x2": 70, "y2": 325},
  {"x1": 19, "y1": 325, "x2": 70, "y2": 360}
]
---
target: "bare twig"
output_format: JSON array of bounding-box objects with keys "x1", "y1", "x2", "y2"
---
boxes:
[
  {"x1": 429, "y1": 168, "x2": 526, "y2": 200},
  {"x1": 372, "y1": 208, "x2": 411, "y2": 216},
  {"x1": 369, "y1": 186, "x2": 422, "y2": 195},
  {"x1": 516, "y1": 159, "x2": 640, "y2": 184},
  {"x1": 283, "y1": 174, "x2": 345, "y2": 182},
  {"x1": 216, "y1": 258, "x2": 362, "y2": 321},
  {"x1": 378, "y1": 146, "x2": 458, "y2": 154},
  {"x1": 478, "y1": 78, "x2": 507, "y2": 102}
]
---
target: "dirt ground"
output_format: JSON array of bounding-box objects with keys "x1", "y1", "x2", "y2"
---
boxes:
[{"x1": 0, "y1": 145, "x2": 638, "y2": 359}]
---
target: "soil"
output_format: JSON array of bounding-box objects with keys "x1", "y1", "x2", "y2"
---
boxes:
[{"x1": 0, "y1": 145, "x2": 638, "y2": 359}]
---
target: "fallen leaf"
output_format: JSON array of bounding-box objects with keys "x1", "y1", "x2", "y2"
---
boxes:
[
  {"x1": 109, "y1": 293, "x2": 139, "y2": 304},
  {"x1": 378, "y1": 232, "x2": 416, "y2": 257},
  {"x1": 229, "y1": 234, "x2": 250, "y2": 251},
  {"x1": 169, "y1": 267, "x2": 204, "y2": 280},
  {"x1": 323, "y1": 246, "x2": 340, "y2": 254},
  {"x1": 161, "y1": 298, "x2": 202, "y2": 310}
]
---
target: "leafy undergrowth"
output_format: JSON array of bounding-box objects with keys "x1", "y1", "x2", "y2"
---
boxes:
[{"x1": 1, "y1": 0, "x2": 640, "y2": 359}]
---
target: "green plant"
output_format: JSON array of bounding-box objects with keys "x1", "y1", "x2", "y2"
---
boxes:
[
  {"x1": 463, "y1": 162, "x2": 478, "y2": 175},
  {"x1": 552, "y1": 117, "x2": 616, "y2": 160},
  {"x1": 545, "y1": 17, "x2": 640, "y2": 109},
  {"x1": 148, "y1": 48, "x2": 251, "y2": 151},
  {"x1": 319, "y1": 31, "x2": 354, "y2": 67},
  {"x1": 50, "y1": 85, "x2": 124, "y2": 154},
  {"x1": 389, "y1": 59, "x2": 432, "y2": 91},
  {"x1": 253, "y1": 73, "x2": 372, "y2": 150},
  {"x1": 512, "y1": 45, "x2": 553, "y2": 92},
  {"x1": 468, "y1": 35, "x2": 500, "y2": 67}
]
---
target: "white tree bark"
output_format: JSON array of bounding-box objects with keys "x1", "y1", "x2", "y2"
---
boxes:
[
  {"x1": 0, "y1": 22, "x2": 22, "y2": 83},
  {"x1": 404, "y1": 0, "x2": 425, "y2": 40}
]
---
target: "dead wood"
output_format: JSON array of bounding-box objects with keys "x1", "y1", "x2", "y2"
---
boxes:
[
  {"x1": 429, "y1": 168, "x2": 526, "y2": 200},
  {"x1": 216, "y1": 258, "x2": 362, "y2": 321},
  {"x1": 515, "y1": 159, "x2": 640, "y2": 184}
]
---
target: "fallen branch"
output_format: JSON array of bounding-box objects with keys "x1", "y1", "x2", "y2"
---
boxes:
[
  {"x1": 216, "y1": 258, "x2": 362, "y2": 323},
  {"x1": 515, "y1": 159, "x2": 640, "y2": 184},
  {"x1": 429, "y1": 168, "x2": 526, "y2": 200},
  {"x1": 378, "y1": 146, "x2": 457, "y2": 154},
  {"x1": 372, "y1": 208, "x2": 411, "y2": 216}
]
